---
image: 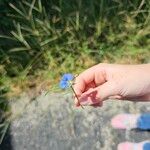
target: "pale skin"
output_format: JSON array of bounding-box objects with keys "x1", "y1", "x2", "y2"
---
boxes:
[{"x1": 73, "y1": 64, "x2": 150, "y2": 107}]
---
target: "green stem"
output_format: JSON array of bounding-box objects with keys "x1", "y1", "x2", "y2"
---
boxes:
[{"x1": 70, "y1": 85, "x2": 84, "y2": 109}]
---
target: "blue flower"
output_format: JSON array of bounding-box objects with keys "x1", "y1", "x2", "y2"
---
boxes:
[{"x1": 59, "y1": 73, "x2": 74, "y2": 89}]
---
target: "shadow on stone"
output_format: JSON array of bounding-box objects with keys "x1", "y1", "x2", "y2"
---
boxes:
[
  {"x1": 0, "y1": 127, "x2": 13, "y2": 150},
  {"x1": 0, "y1": 93, "x2": 13, "y2": 150},
  {"x1": 134, "y1": 129, "x2": 150, "y2": 132}
]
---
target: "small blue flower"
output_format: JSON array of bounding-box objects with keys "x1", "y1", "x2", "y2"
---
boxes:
[{"x1": 59, "y1": 73, "x2": 74, "y2": 89}]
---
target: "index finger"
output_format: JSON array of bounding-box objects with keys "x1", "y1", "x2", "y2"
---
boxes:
[{"x1": 74, "y1": 64, "x2": 106, "y2": 97}]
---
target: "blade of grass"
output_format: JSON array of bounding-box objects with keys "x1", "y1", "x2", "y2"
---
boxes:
[
  {"x1": 0, "y1": 35, "x2": 16, "y2": 40},
  {"x1": 29, "y1": 0, "x2": 36, "y2": 19},
  {"x1": 38, "y1": 0, "x2": 42, "y2": 13},
  {"x1": 9, "y1": 3, "x2": 26, "y2": 18},
  {"x1": 9, "y1": 47, "x2": 29, "y2": 52},
  {"x1": 0, "y1": 122, "x2": 10, "y2": 144},
  {"x1": 40, "y1": 36, "x2": 58, "y2": 46}
]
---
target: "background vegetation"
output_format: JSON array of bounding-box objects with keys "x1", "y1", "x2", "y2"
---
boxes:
[{"x1": 0, "y1": 0, "x2": 150, "y2": 143}]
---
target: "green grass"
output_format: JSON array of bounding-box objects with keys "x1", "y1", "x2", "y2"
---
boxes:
[{"x1": 0, "y1": 0, "x2": 150, "y2": 144}]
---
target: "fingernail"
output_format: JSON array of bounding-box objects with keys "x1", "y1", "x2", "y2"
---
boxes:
[{"x1": 75, "y1": 102, "x2": 80, "y2": 107}]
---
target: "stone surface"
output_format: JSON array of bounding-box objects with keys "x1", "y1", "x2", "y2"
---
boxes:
[{"x1": 1, "y1": 92, "x2": 150, "y2": 150}]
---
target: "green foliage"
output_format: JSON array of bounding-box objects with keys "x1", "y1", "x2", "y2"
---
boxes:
[
  {"x1": 0, "y1": 0, "x2": 149, "y2": 76},
  {"x1": 0, "y1": 75, "x2": 10, "y2": 144},
  {"x1": 0, "y1": 0, "x2": 149, "y2": 77}
]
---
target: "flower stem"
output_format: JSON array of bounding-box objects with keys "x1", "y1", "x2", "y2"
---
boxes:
[{"x1": 70, "y1": 85, "x2": 84, "y2": 109}]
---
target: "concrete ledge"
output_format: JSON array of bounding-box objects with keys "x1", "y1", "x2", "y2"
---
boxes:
[{"x1": 1, "y1": 92, "x2": 150, "y2": 150}]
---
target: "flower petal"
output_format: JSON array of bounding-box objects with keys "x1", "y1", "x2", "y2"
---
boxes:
[
  {"x1": 59, "y1": 73, "x2": 74, "y2": 89},
  {"x1": 62, "y1": 74, "x2": 73, "y2": 81}
]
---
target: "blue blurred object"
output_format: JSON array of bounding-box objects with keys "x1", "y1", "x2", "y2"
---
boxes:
[
  {"x1": 143, "y1": 143, "x2": 150, "y2": 150},
  {"x1": 59, "y1": 74, "x2": 74, "y2": 89},
  {"x1": 137, "y1": 113, "x2": 150, "y2": 130}
]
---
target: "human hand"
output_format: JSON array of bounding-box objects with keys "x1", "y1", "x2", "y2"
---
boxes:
[{"x1": 73, "y1": 63, "x2": 150, "y2": 107}]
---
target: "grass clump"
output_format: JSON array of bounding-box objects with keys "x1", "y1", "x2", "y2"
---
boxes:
[
  {"x1": 0, "y1": 0, "x2": 149, "y2": 80},
  {"x1": 0, "y1": 1, "x2": 149, "y2": 83}
]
